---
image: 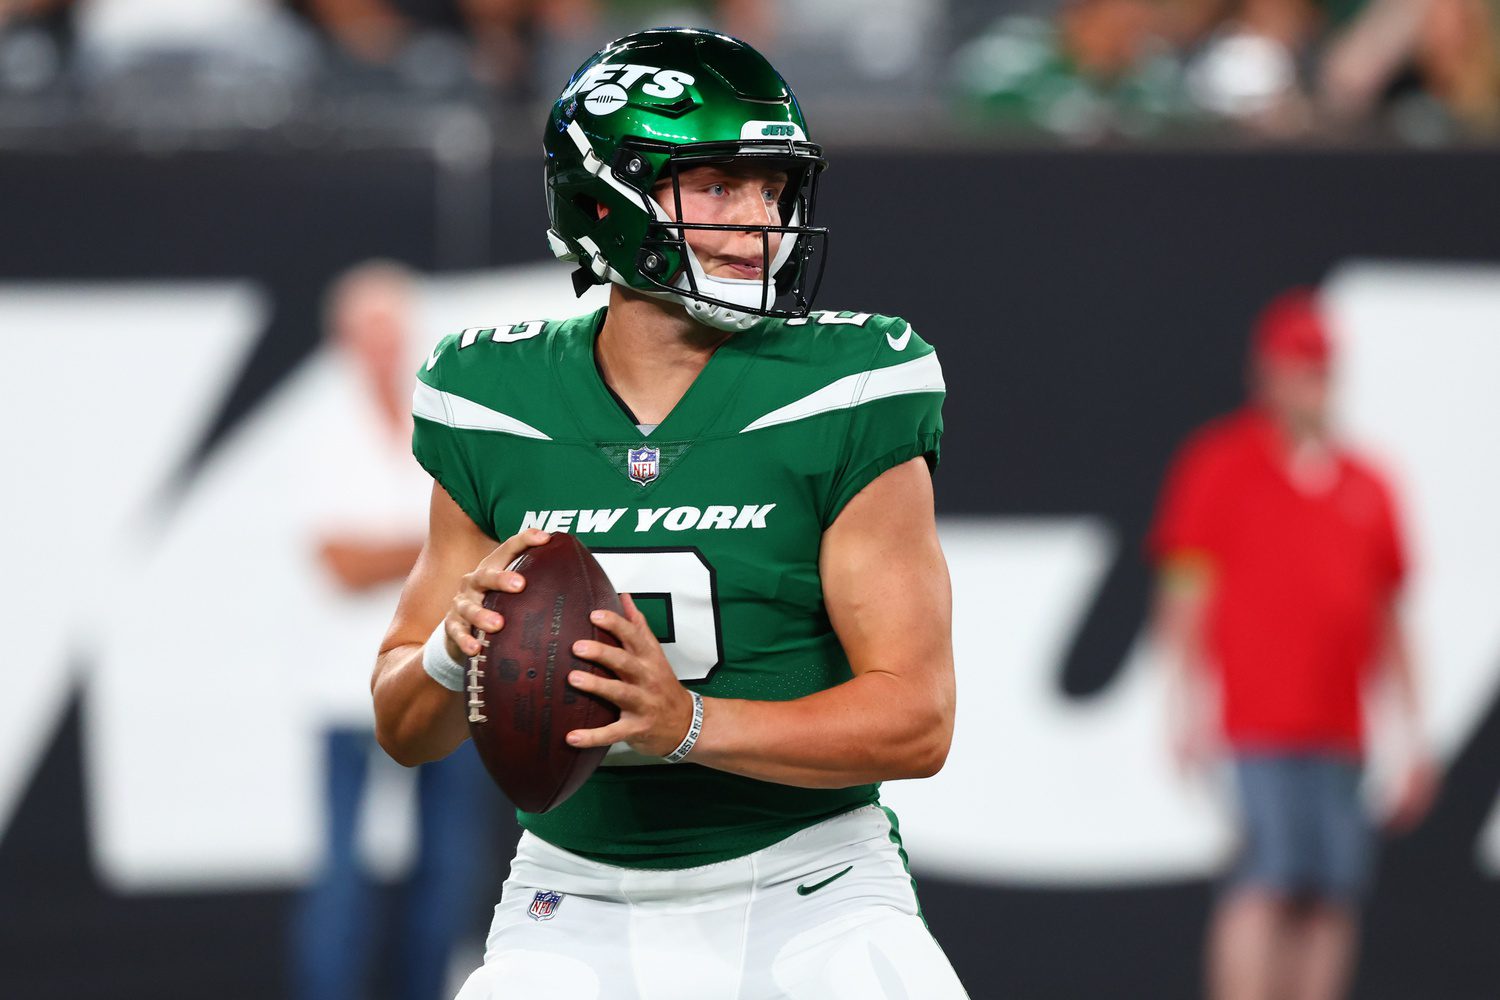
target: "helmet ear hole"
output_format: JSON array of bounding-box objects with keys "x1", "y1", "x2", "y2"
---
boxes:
[{"x1": 572, "y1": 194, "x2": 604, "y2": 221}]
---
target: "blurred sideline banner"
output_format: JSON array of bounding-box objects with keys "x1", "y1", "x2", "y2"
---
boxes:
[{"x1": 1, "y1": 148, "x2": 1498, "y2": 999}]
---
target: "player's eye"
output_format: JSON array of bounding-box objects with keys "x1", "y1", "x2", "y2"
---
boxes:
[{"x1": 706, "y1": 183, "x2": 726, "y2": 196}]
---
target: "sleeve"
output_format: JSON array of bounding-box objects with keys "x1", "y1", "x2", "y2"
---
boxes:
[
  {"x1": 1147, "y1": 431, "x2": 1226, "y2": 568},
  {"x1": 822, "y1": 318, "x2": 945, "y2": 527},
  {"x1": 410, "y1": 334, "x2": 498, "y2": 538}
]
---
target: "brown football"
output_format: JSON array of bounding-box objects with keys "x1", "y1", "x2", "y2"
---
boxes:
[{"x1": 466, "y1": 533, "x2": 623, "y2": 813}]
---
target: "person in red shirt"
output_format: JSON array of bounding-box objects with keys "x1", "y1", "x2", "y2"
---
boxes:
[{"x1": 1149, "y1": 289, "x2": 1439, "y2": 1000}]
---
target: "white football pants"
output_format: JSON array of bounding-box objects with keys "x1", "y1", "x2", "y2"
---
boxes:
[{"x1": 453, "y1": 804, "x2": 970, "y2": 1000}]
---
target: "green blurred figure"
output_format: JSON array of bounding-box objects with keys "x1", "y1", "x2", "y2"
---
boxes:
[{"x1": 951, "y1": 0, "x2": 1193, "y2": 141}]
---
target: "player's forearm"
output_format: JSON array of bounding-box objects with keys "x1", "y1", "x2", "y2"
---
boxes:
[
  {"x1": 371, "y1": 643, "x2": 469, "y2": 766},
  {"x1": 690, "y1": 670, "x2": 953, "y2": 788}
]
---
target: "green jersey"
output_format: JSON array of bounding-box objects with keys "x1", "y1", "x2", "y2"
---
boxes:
[{"x1": 412, "y1": 306, "x2": 944, "y2": 869}]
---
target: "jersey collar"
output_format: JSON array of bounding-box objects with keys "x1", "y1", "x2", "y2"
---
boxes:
[{"x1": 560, "y1": 307, "x2": 760, "y2": 446}]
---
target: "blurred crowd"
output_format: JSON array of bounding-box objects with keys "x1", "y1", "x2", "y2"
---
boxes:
[
  {"x1": 0, "y1": 0, "x2": 773, "y2": 107},
  {"x1": 0, "y1": 0, "x2": 1495, "y2": 145},
  {"x1": 951, "y1": 0, "x2": 1500, "y2": 143}
]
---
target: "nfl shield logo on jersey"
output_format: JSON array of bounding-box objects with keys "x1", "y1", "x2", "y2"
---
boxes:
[
  {"x1": 528, "y1": 890, "x2": 563, "y2": 921},
  {"x1": 627, "y1": 445, "x2": 660, "y2": 485}
]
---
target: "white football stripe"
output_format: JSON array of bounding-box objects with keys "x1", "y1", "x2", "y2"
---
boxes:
[
  {"x1": 739, "y1": 351, "x2": 945, "y2": 434},
  {"x1": 412, "y1": 381, "x2": 551, "y2": 440}
]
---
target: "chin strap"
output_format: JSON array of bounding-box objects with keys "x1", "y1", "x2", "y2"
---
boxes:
[
  {"x1": 664, "y1": 246, "x2": 777, "y2": 332},
  {"x1": 619, "y1": 280, "x2": 763, "y2": 332},
  {"x1": 680, "y1": 296, "x2": 763, "y2": 332}
]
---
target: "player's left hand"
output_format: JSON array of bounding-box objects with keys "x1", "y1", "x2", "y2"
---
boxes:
[{"x1": 566, "y1": 593, "x2": 697, "y2": 758}]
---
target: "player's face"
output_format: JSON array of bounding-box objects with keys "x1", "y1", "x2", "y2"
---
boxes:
[{"x1": 653, "y1": 164, "x2": 788, "y2": 281}]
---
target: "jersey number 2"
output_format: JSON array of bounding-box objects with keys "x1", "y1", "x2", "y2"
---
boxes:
[{"x1": 592, "y1": 548, "x2": 723, "y2": 683}]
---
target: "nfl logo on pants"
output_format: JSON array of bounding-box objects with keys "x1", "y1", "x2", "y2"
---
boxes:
[
  {"x1": 628, "y1": 445, "x2": 660, "y2": 485},
  {"x1": 528, "y1": 890, "x2": 563, "y2": 921}
]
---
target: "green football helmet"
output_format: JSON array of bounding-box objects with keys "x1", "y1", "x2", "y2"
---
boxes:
[{"x1": 544, "y1": 28, "x2": 828, "y2": 331}]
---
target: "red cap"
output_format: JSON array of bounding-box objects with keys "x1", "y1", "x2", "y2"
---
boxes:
[{"x1": 1252, "y1": 288, "x2": 1333, "y2": 366}]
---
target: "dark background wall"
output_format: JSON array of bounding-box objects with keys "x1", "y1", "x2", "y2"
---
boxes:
[{"x1": 1, "y1": 148, "x2": 1498, "y2": 999}]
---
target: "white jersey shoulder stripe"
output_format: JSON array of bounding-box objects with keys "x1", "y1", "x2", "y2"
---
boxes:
[
  {"x1": 739, "y1": 351, "x2": 944, "y2": 434},
  {"x1": 412, "y1": 380, "x2": 551, "y2": 440}
]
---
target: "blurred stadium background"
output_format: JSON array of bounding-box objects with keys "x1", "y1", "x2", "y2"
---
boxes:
[{"x1": 2, "y1": 0, "x2": 1500, "y2": 998}]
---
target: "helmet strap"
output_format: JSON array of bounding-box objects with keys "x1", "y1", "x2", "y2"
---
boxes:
[{"x1": 571, "y1": 266, "x2": 598, "y2": 298}]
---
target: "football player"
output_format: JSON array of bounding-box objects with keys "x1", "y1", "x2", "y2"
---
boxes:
[{"x1": 371, "y1": 27, "x2": 968, "y2": 999}]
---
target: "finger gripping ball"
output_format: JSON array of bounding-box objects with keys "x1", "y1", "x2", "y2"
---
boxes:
[{"x1": 467, "y1": 533, "x2": 623, "y2": 813}]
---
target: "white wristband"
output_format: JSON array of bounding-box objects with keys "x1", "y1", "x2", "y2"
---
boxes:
[
  {"x1": 422, "y1": 622, "x2": 467, "y2": 693},
  {"x1": 663, "y1": 691, "x2": 704, "y2": 763}
]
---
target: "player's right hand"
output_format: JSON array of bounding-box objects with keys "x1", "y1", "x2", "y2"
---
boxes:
[{"x1": 441, "y1": 529, "x2": 552, "y2": 660}]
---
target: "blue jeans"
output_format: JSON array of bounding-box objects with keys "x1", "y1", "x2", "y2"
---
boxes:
[{"x1": 291, "y1": 729, "x2": 498, "y2": 1000}]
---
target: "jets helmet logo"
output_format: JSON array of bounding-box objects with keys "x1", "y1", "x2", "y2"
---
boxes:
[
  {"x1": 583, "y1": 84, "x2": 628, "y2": 116},
  {"x1": 563, "y1": 63, "x2": 697, "y2": 107}
]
